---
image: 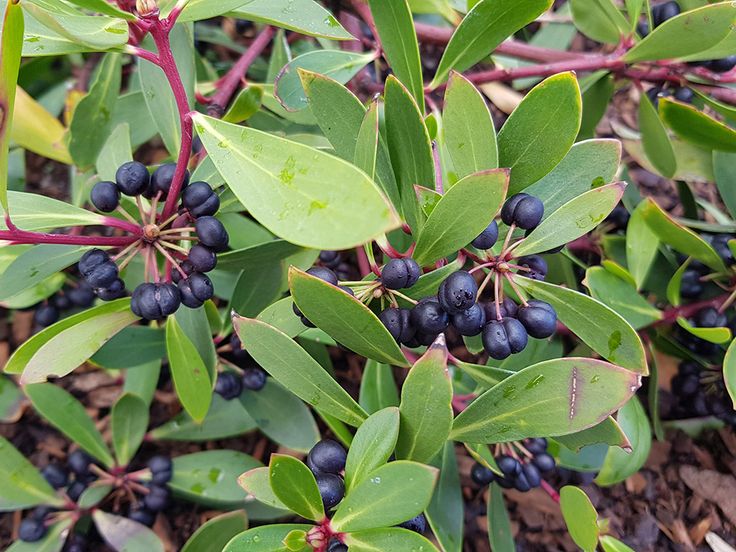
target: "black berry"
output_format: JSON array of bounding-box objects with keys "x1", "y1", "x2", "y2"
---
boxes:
[
  {"x1": 195, "y1": 216, "x2": 229, "y2": 251},
  {"x1": 517, "y1": 300, "x2": 557, "y2": 339},
  {"x1": 67, "y1": 481, "x2": 87, "y2": 502},
  {"x1": 182, "y1": 181, "x2": 220, "y2": 217},
  {"x1": 451, "y1": 303, "x2": 486, "y2": 336},
  {"x1": 178, "y1": 273, "x2": 214, "y2": 309},
  {"x1": 532, "y1": 453, "x2": 556, "y2": 473},
  {"x1": 438, "y1": 271, "x2": 478, "y2": 314},
  {"x1": 319, "y1": 250, "x2": 341, "y2": 268},
  {"x1": 307, "y1": 439, "x2": 347, "y2": 475},
  {"x1": 129, "y1": 507, "x2": 156, "y2": 527},
  {"x1": 471, "y1": 220, "x2": 499, "y2": 250},
  {"x1": 116, "y1": 161, "x2": 150, "y2": 196},
  {"x1": 19, "y1": 518, "x2": 47, "y2": 542},
  {"x1": 517, "y1": 255, "x2": 547, "y2": 281},
  {"x1": 67, "y1": 450, "x2": 91, "y2": 476},
  {"x1": 471, "y1": 463, "x2": 495, "y2": 486},
  {"x1": 692, "y1": 306, "x2": 727, "y2": 329},
  {"x1": 214, "y1": 371, "x2": 243, "y2": 400},
  {"x1": 85, "y1": 261, "x2": 119, "y2": 289},
  {"x1": 381, "y1": 258, "x2": 421, "y2": 290},
  {"x1": 482, "y1": 318, "x2": 528, "y2": 359},
  {"x1": 711, "y1": 234, "x2": 735, "y2": 265},
  {"x1": 53, "y1": 293, "x2": 72, "y2": 311},
  {"x1": 410, "y1": 298, "x2": 449, "y2": 335},
  {"x1": 90, "y1": 181, "x2": 120, "y2": 212},
  {"x1": 399, "y1": 513, "x2": 427, "y2": 534},
  {"x1": 68, "y1": 282, "x2": 96, "y2": 308},
  {"x1": 130, "y1": 283, "x2": 181, "y2": 320},
  {"x1": 148, "y1": 456, "x2": 173, "y2": 485},
  {"x1": 501, "y1": 193, "x2": 544, "y2": 230},
  {"x1": 41, "y1": 463, "x2": 68, "y2": 489},
  {"x1": 242, "y1": 367, "x2": 267, "y2": 391},
  {"x1": 497, "y1": 455, "x2": 521, "y2": 477},
  {"x1": 35, "y1": 304, "x2": 59, "y2": 327},
  {"x1": 705, "y1": 55, "x2": 736, "y2": 73},
  {"x1": 652, "y1": 1, "x2": 680, "y2": 26},
  {"x1": 144, "y1": 485, "x2": 171, "y2": 512},
  {"x1": 171, "y1": 260, "x2": 195, "y2": 284},
  {"x1": 151, "y1": 163, "x2": 189, "y2": 197},
  {"x1": 78, "y1": 249, "x2": 110, "y2": 278},
  {"x1": 307, "y1": 266, "x2": 339, "y2": 286},
  {"x1": 187, "y1": 245, "x2": 217, "y2": 272},
  {"x1": 379, "y1": 308, "x2": 416, "y2": 344},
  {"x1": 525, "y1": 438, "x2": 547, "y2": 455},
  {"x1": 674, "y1": 87, "x2": 694, "y2": 103},
  {"x1": 316, "y1": 473, "x2": 344, "y2": 510},
  {"x1": 96, "y1": 279, "x2": 126, "y2": 301},
  {"x1": 327, "y1": 540, "x2": 348, "y2": 552},
  {"x1": 680, "y1": 270, "x2": 704, "y2": 299}
]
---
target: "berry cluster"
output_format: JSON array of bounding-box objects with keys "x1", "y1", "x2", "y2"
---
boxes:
[
  {"x1": 33, "y1": 281, "x2": 96, "y2": 328},
  {"x1": 646, "y1": 85, "x2": 693, "y2": 108},
  {"x1": 82, "y1": 161, "x2": 230, "y2": 320},
  {"x1": 470, "y1": 438, "x2": 556, "y2": 493},
  {"x1": 214, "y1": 335, "x2": 268, "y2": 398},
  {"x1": 639, "y1": 2, "x2": 736, "y2": 73},
  {"x1": 669, "y1": 361, "x2": 736, "y2": 426},
  {"x1": 128, "y1": 455, "x2": 174, "y2": 527}
]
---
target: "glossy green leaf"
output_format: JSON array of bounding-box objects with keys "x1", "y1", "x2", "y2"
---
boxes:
[
  {"x1": 92, "y1": 326, "x2": 166, "y2": 370},
  {"x1": 570, "y1": 0, "x2": 629, "y2": 43},
  {"x1": 516, "y1": 182, "x2": 624, "y2": 256},
  {"x1": 0, "y1": 191, "x2": 105, "y2": 231},
  {"x1": 515, "y1": 278, "x2": 647, "y2": 373},
  {"x1": 170, "y1": 450, "x2": 261, "y2": 508},
  {"x1": 10, "y1": 86, "x2": 71, "y2": 163},
  {"x1": 19, "y1": 299, "x2": 138, "y2": 383},
  {"x1": 240, "y1": 379, "x2": 319, "y2": 453},
  {"x1": 331, "y1": 461, "x2": 438, "y2": 532},
  {"x1": 224, "y1": 524, "x2": 313, "y2": 552},
  {"x1": 344, "y1": 528, "x2": 441, "y2": 552},
  {"x1": 22, "y1": 3, "x2": 128, "y2": 50},
  {"x1": 559, "y1": 486, "x2": 599, "y2": 552},
  {"x1": 443, "y1": 72, "x2": 498, "y2": 179},
  {"x1": 173, "y1": 306, "x2": 217, "y2": 382},
  {"x1": 426, "y1": 442, "x2": 464, "y2": 552},
  {"x1": 111, "y1": 393, "x2": 149, "y2": 466},
  {"x1": 275, "y1": 51, "x2": 373, "y2": 111},
  {"x1": 431, "y1": 0, "x2": 553, "y2": 87},
  {"x1": 625, "y1": 3, "x2": 736, "y2": 62},
  {"x1": 554, "y1": 416, "x2": 630, "y2": 451},
  {"x1": 68, "y1": 52, "x2": 121, "y2": 168},
  {"x1": 233, "y1": 315, "x2": 368, "y2": 426},
  {"x1": 96, "y1": 122, "x2": 132, "y2": 181},
  {"x1": 182, "y1": 511, "x2": 249, "y2": 552},
  {"x1": 499, "y1": 72, "x2": 582, "y2": 192},
  {"x1": 269, "y1": 454, "x2": 324, "y2": 521},
  {"x1": 25, "y1": 383, "x2": 114, "y2": 467},
  {"x1": 450, "y1": 358, "x2": 641, "y2": 443},
  {"x1": 676, "y1": 316, "x2": 731, "y2": 344},
  {"x1": 638, "y1": 197, "x2": 726, "y2": 272},
  {"x1": 725, "y1": 338, "x2": 736, "y2": 409},
  {"x1": 238, "y1": 467, "x2": 289, "y2": 511},
  {"x1": 626, "y1": 200, "x2": 660, "y2": 290},
  {"x1": 217, "y1": 240, "x2": 306, "y2": 271},
  {"x1": 77, "y1": 484, "x2": 113, "y2": 509},
  {"x1": 714, "y1": 151, "x2": 736, "y2": 220},
  {"x1": 639, "y1": 92, "x2": 676, "y2": 178},
  {"x1": 488, "y1": 484, "x2": 514, "y2": 552},
  {"x1": 359, "y1": 360, "x2": 400, "y2": 414},
  {"x1": 384, "y1": 75, "x2": 434, "y2": 232},
  {"x1": 345, "y1": 407, "x2": 400, "y2": 492},
  {"x1": 355, "y1": 101, "x2": 380, "y2": 179},
  {"x1": 659, "y1": 97, "x2": 736, "y2": 153},
  {"x1": 223, "y1": 86, "x2": 263, "y2": 124},
  {"x1": 93, "y1": 511, "x2": 164, "y2": 552},
  {"x1": 0, "y1": 0, "x2": 23, "y2": 211},
  {"x1": 600, "y1": 536, "x2": 636, "y2": 552},
  {"x1": 596, "y1": 397, "x2": 651, "y2": 485},
  {"x1": 368, "y1": 0, "x2": 424, "y2": 109},
  {"x1": 65, "y1": 0, "x2": 135, "y2": 19},
  {"x1": 396, "y1": 339, "x2": 453, "y2": 463},
  {"x1": 454, "y1": 359, "x2": 514, "y2": 388},
  {"x1": 166, "y1": 316, "x2": 212, "y2": 424},
  {"x1": 256, "y1": 296, "x2": 309, "y2": 338},
  {"x1": 228, "y1": 0, "x2": 352, "y2": 39},
  {"x1": 194, "y1": 113, "x2": 400, "y2": 249},
  {"x1": 584, "y1": 267, "x2": 662, "y2": 329},
  {"x1": 139, "y1": 24, "x2": 195, "y2": 155},
  {"x1": 414, "y1": 169, "x2": 508, "y2": 264},
  {"x1": 289, "y1": 267, "x2": 408, "y2": 366},
  {"x1": 0, "y1": 375, "x2": 23, "y2": 423},
  {"x1": 0, "y1": 435, "x2": 62, "y2": 510}
]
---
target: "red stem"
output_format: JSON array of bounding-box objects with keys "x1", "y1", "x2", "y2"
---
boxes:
[
  {"x1": 0, "y1": 229, "x2": 138, "y2": 247},
  {"x1": 540, "y1": 479, "x2": 560, "y2": 503}
]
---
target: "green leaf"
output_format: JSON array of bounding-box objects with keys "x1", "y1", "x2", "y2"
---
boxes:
[
  {"x1": 0, "y1": 0, "x2": 23, "y2": 211},
  {"x1": 93, "y1": 511, "x2": 164, "y2": 552},
  {"x1": 499, "y1": 72, "x2": 582, "y2": 193},
  {"x1": 25, "y1": 383, "x2": 114, "y2": 467},
  {"x1": 359, "y1": 360, "x2": 400, "y2": 414},
  {"x1": 173, "y1": 306, "x2": 217, "y2": 382},
  {"x1": 659, "y1": 97, "x2": 736, "y2": 153},
  {"x1": 269, "y1": 454, "x2": 324, "y2": 521},
  {"x1": 0, "y1": 375, "x2": 23, "y2": 423},
  {"x1": 10, "y1": 86, "x2": 71, "y2": 163},
  {"x1": 596, "y1": 397, "x2": 651, "y2": 485},
  {"x1": 443, "y1": 72, "x2": 498, "y2": 179},
  {"x1": 166, "y1": 316, "x2": 213, "y2": 424},
  {"x1": 96, "y1": 122, "x2": 132, "y2": 181},
  {"x1": 638, "y1": 197, "x2": 727, "y2": 272},
  {"x1": 624, "y1": 3, "x2": 736, "y2": 63},
  {"x1": 5, "y1": 519, "x2": 71, "y2": 552},
  {"x1": 430, "y1": 0, "x2": 553, "y2": 87},
  {"x1": 559, "y1": 486, "x2": 599, "y2": 552},
  {"x1": 0, "y1": 191, "x2": 107, "y2": 231},
  {"x1": 68, "y1": 52, "x2": 121, "y2": 168},
  {"x1": 217, "y1": 240, "x2": 306, "y2": 271},
  {"x1": 570, "y1": 0, "x2": 630, "y2": 44},
  {"x1": 600, "y1": 536, "x2": 636, "y2": 552},
  {"x1": 240, "y1": 379, "x2": 319, "y2": 453},
  {"x1": 139, "y1": 24, "x2": 195, "y2": 156},
  {"x1": 238, "y1": 467, "x2": 289, "y2": 511},
  {"x1": 584, "y1": 267, "x2": 662, "y2": 329},
  {"x1": 450, "y1": 358, "x2": 641, "y2": 443},
  {"x1": 487, "y1": 484, "x2": 514, "y2": 552},
  {"x1": 193, "y1": 113, "x2": 400, "y2": 249},
  {"x1": 224, "y1": 524, "x2": 313, "y2": 552},
  {"x1": 111, "y1": 393, "x2": 149, "y2": 466},
  {"x1": 182, "y1": 511, "x2": 249, "y2": 552},
  {"x1": 0, "y1": 435, "x2": 62, "y2": 510},
  {"x1": 676, "y1": 316, "x2": 731, "y2": 344},
  {"x1": 228, "y1": 0, "x2": 352, "y2": 39},
  {"x1": 639, "y1": 93, "x2": 677, "y2": 178},
  {"x1": 230, "y1": 260, "x2": 284, "y2": 319},
  {"x1": 344, "y1": 528, "x2": 441, "y2": 552},
  {"x1": 515, "y1": 182, "x2": 625, "y2": 256},
  {"x1": 233, "y1": 315, "x2": 368, "y2": 426},
  {"x1": 19, "y1": 299, "x2": 138, "y2": 383},
  {"x1": 714, "y1": 151, "x2": 736, "y2": 220},
  {"x1": 515, "y1": 278, "x2": 647, "y2": 373},
  {"x1": 78, "y1": 483, "x2": 113, "y2": 509},
  {"x1": 92, "y1": 326, "x2": 165, "y2": 370},
  {"x1": 275, "y1": 51, "x2": 374, "y2": 111},
  {"x1": 414, "y1": 169, "x2": 508, "y2": 264},
  {"x1": 555, "y1": 415, "x2": 631, "y2": 451},
  {"x1": 344, "y1": 407, "x2": 400, "y2": 492},
  {"x1": 331, "y1": 461, "x2": 439, "y2": 532},
  {"x1": 368, "y1": 0, "x2": 424, "y2": 110},
  {"x1": 22, "y1": 3, "x2": 128, "y2": 50},
  {"x1": 725, "y1": 338, "x2": 736, "y2": 409},
  {"x1": 579, "y1": 73, "x2": 615, "y2": 140},
  {"x1": 223, "y1": 86, "x2": 264, "y2": 124},
  {"x1": 523, "y1": 138, "x2": 622, "y2": 217},
  {"x1": 355, "y1": 101, "x2": 380, "y2": 179},
  {"x1": 170, "y1": 450, "x2": 261, "y2": 508},
  {"x1": 289, "y1": 267, "x2": 408, "y2": 366},
  {"x1": 396, "y1": 339, "x2": 453, "y2": 463},
  {"x1": 0, "y1": 244, "x2": 88, "y2": 301},
  {"x1": 626, "y1": 200, "x2": 660, "y2": 290},
  {"x1": 384, "y1": 75, "x2": 434, "y2": 232},
  {"x1": 426, "y1": 442, "x2": 464, "y2": 552},
  {"x1": 65, "y1": 0, "x2": 135, "y2": 19}
]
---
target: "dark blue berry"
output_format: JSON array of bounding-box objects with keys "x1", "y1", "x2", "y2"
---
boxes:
[
  {"x1": 41, "y1": 463, "x2": 68, "y2": 489},
  {"x1": 78, "y1": 249, "x2": 110, "y2": 278},
  {"x1": 96, "y1": 279, "x2": 126, "y2": 301},
  {"x1": 187, "y1": 245, "x2": 217, "y2": 273},
  {"x1": 410, "y1": 298, "x2": 449, "y2": 335},
  {"x1": 711, "y1": 234, "x2": 735, "y2": 265},
  {"x1": 674, "y1": 87, "x2": 694, "y2": 103},
  {"x1": 513, "y1": 471, "x2": 531, "y2": 492},
  {"x1": 517, "y1": 300, "x2": 557, "y2": 339},
  {"x1": 144, "y1": 485, "x2": 171, "y2": 512},
  {"x1": 501, "y1": 193, "x2": 544, "y2": 230},
  {"x1": 522, "y1": 463, "x2": 541, "y2": 488},
  {"x1": 319, "y1": 250, "x2": 341, "y2": 268},
  {"x1": 381, "y1": 258, "x2": 421, "y2": 290},
  {"x1": 525, "y1": 438, "x2": 547, "y2": 455},
  {"x1": 307, "y1": 439, "x2": 347, "y2": 475},
  {"x1": 496, "y1": 455, "x2": 521, "y2": 477},
  {"x1": 35, "y1": 304, "x2": 59, "y2": 327},
  {"x1": 399, "y1": 513, "x2": 427, "y2": 534},
  {"x1": 129, "y1": 507, "x2": 156, "y2": 527},
  {"x1": 517, "y1": 255, "x2": 547, "y2": 281},
  {"x1": 692, "y1": 306, "x2": 727, "y2": 328},
  {"x1": 182, "y1": 181, "x2": 220, "y2": 217},
  {"x1": 307, "y1": 266, "x2": 339, "y2": 286},
  {"x1": 471, "y1": 220, "x2": 499, "y2": 250},
  {"x1": 438, "y1": 271, "x2": 478, "y2": 314},
  {"x1": 19, "y1": 518, "x2": 47, "y2": 542},
  {"x1": 471, "y1": 463, "x2": 495, "y2": 486},
  {"x1": 195, "y1": 216, "x2": 229, "y2": 251},
  {"x1": 652, "y1": 1, "x2": 680, "y2": 26},
  {"x1": 327, "y1": 540, "x2": 348, "y2": 552},
  {"x1": 485, "y1": 297, "x2": 518, "y2": 320},
  {"x1": 532, "y1": 453, "x2": 556, "y2": 473},
  {"x1": 379, "y1": 308, "x2": 416, "y2": 344},
  {"x1": 705, "y1": 55, "x2": 736, "y2": 73},
  {"x1": 680, "y1": 270, "x2": 704, "y2": 299},
  {"x1": 67, "y1": 480, "x2": 87, "y2": 502},
  {"x1": 90, "y1": 181, "x2": 120, "y2": 212},
  {"x1": 53, "y1": 293, "x2": 72, "y2": 310},
  {"x1": 215, "y1": 371, "x2": 243, "y2": 400},
  {"x1": 148, "y1": 456, "x2": 173, "y2": 485},
  {"x1": 67, "y1": 450, "x2": 91, "y2": 475},
  {"x1": 131, "y1": 283, "x2": 181, "y2": 320},
  {"x1": 451, "y1": 303, "x2": 486, "y2": 336},
  {"x1": 68, "y1": 282, "x2": 96, "y2": 308},
  {"x1": 115, "y1": 161, "x2": 150, "y2": 196},
  {"x1": 316, "y1": 473, "x2": 344, "y2": 510},
  {"x1": 85, "y1": 261, "x2": 119, "y2": 289},
  {"x1": 637, "y1": 20, "x2": 649, "y2": 37},
  {"x1": 151, "y1": 163, "x2": 189, "y2": 197},
  {"x1": 482, "y1": 318, "x2": 528, "y2": 359},
  {"x1": 171, "y1": 260, "x2": 195, "y2": 284},
  {"x1": 242, "y1": 367, "x2": 267, "y2": 391},
  {"x1": 178, "y1": 273, "x2": 214, "y2": 309}
]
